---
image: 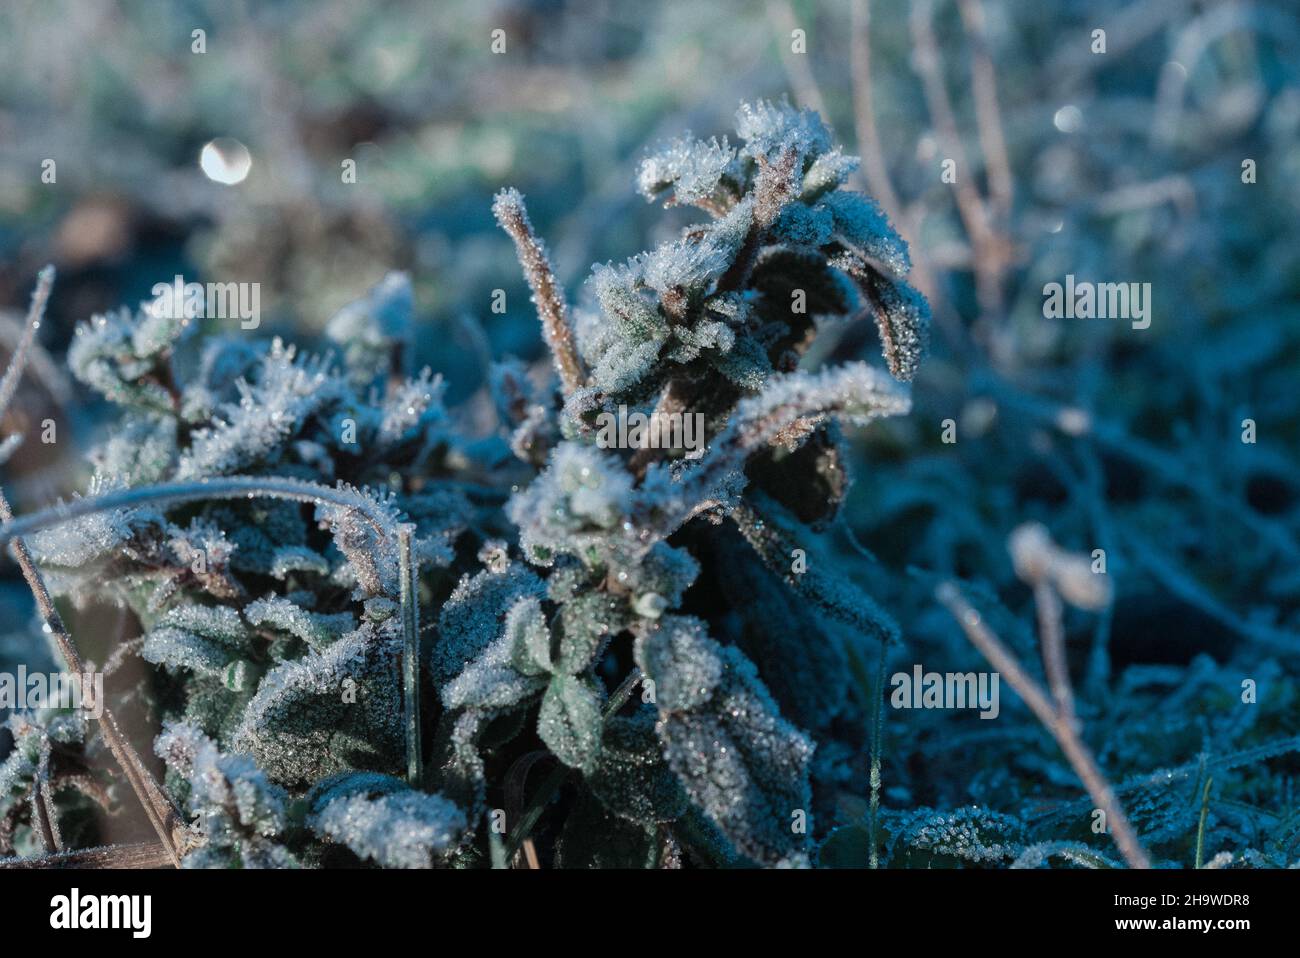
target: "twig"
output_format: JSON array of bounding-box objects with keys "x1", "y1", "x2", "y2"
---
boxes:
[
  {"x1": 32, "y1": 738, "x2": 62, "y2": 854},
  {"x1": 935, "y1": 581, "x2": 1152, "y2": 868},
  {"x1": 1195, "y1": 777, "x2": 1213, "y2": 868},
  {"x1": 492, "y1": 188, "x2": 586, "y2": 395},
  {"x1": 0, "y1": 267, "x2": 54, "y2": 419},
  {"x1": 849, "y1": 0, "x2": 904, "y2": 227},
  {"x1": 955, "y1": 0, "x2": 1014, "y2": 223},
  {"x1": 1034, "y1": 580, "x2": 1074, "y2": 718},
  {"x1": 910, "y1": 0, "x2": 1011, "y2": 338},
  {"x1": 848, "y1": 0, "x2": 958, "y2": 346},
  {"x1": 0, "y1": 268, "x2": 185, "y2": 867},
  {"x1": 868, "y1": 637, "x2": 887, "y2": 869},
  {"x1": 0, "y1": 842, "x2": 174, "y2": 869}
]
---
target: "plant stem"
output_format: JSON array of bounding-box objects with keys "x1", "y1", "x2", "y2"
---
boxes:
[
  {"x1": 1195, "y1": 777, "x2": 1213, "y2": 868},
  {"x1": 0, "y1": 475, "x2": 396, "y2": 550},
  {"x1": 398, "y1": 524, "x2": 422, "y2": 786},
  {"x1": 936, "y1": 581, "x2": 1152, "y2": 869},
  {"x1": 868, "y1": 637, "x2": 887, "y2": 869},
  {"x1": 492, "y1": 188, "x2": 586, "y2": 395},
  {"x1": 0, "y1": 266, "x2": 184, "y2": 867}
]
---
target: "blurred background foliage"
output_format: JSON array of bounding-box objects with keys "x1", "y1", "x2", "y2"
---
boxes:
[{"x1": 2, "y1": 0, "x2": 1300, "y2": 865}]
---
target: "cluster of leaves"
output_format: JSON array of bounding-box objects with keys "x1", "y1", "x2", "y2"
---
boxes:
[{"x1": 1, "y1": 101, "x2": 929, "y2": 868}]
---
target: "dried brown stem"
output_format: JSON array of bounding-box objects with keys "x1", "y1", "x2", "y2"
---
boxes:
[
  {"x1": 956, "y1": 0, "x2": 1014, "y2": 223},
  {"x1": 0, "y1": 268, "x2": 185, "y2": 867},
  {"x1": 493, "y1": 189, "x2": 586, "y2": 395},
  {"x1": 910, "y1": 0, "x2": 1010, "y2": 326},
  {"x1": 849, "y1": 0, "x2": 904, "y2": 226},
  {"x1": 0, "y1": 841, "x2": 174, "y2": 869},
  {"x1": 0, "y1": 266, "x2": 54, "y2": 419},
  {"x1": 849, "y1": 0, "x2": 958, "y2": 345},
  {"x1": 935, "y1": 581, "x2": 1152, "y2": 869}
]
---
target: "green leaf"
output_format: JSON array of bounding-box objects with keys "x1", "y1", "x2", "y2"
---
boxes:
[
  {"x1": 554, "y1": 592, "x2": 621, "y2": 674},
  {"x1": 538, "y1": 674, "x2": 603, "y2": 770},
  {"x1": 507, "y1": 596, "x2": 553, "y2": 676},
  {"x1": 588, "y1": 707, "x2": 688, "y2": 825},
  {"x1": 636, "y1": 616, "x2": 814, "y2": 867}
]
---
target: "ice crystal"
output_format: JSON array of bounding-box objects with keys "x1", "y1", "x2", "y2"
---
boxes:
[{"x1": 637, "y1": 134, "x2": 736, "y2": 205}]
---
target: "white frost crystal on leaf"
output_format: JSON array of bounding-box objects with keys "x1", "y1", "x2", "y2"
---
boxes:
[{"x1": 311, "y1": 788, "x2": 467, "y2": 868}]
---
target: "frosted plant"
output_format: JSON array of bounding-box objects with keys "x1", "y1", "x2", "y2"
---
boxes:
[
  {"x1": 474, "y1": 99, "x2": 924, "y2": 866},
  {"x1": 1, "y1": 102, "x2": 927, "y2": 869},
  {"x1": 0, "y1": 267, "x2": 497, "y2": 866}
]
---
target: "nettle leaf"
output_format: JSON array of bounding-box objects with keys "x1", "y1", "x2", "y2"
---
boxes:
[
  {"x1": 636, "y1": 615, "x2": 814, "y2": 867},
  {"x1": 233, "y1": 621, "x2": 404, "y2": 787},
  {"x1": 821, "y1": 191, "x2": 911, "y2": 277},
  {"x1": 507, "y1": 442, "x2": 635, "y2": 566},
  {"x1": 637, "y1": 134, "x2": 736, "y2": 205},
  {"x1": 142, "y1": 603, "x2": 255, "y2": 686},
  {"x1": 434, "y1": 566, "x2": 548, "y2": 708},
  {"x1": 851, "y1": 267, "x2": 931, "y2": 383},
  {"x1": 732, "y1": 492, "x2": 899, "y2": 646},
  {"x1": 538, "y1": 674, "x2": 603, "y2": 771},
  {"x1": 325, "y1": 271, "x2": 414, "y2": 383},
  {"x1": 308, "y1": 773, "x2": 468, "y2": 868},
  {"x1": 246, "y1": 594, "x2": 356, "y2": 649},
  {"x1": 506, "y1": 596, "x2": 553, "y2": 677},
  {"x1": 156, "y1": 722, "x2": 298, "y2": 868},
  {"x1": 555, "y1": 591, "x2": 623, "y2": 673},
  {"x1": 734, "y1": 98, "x2": 832, "y2": 162},
  {"x1": 818, "y1": 824, "x2": 873, "y2": 868},
  {"x1": 269, "y1": 544, "x2": 331, "y2": 579},
  {"x1": 886, "y1": 807, "x2": 1028, "y2": 868},
  {"x1": 707, "y1": 526, "x2": 851, "y2": 731},
  {"x1": 68, "y1": 306, "x2": 189, "y2": 412},
  {"x1": 177, "y1": 340, "x2": 343, "y2": 480},
  {"x1": 89, "y1": 414, "x2": 177, "y2": 484},
  {"x1": 441, "y1": 624, "x2": 549, "y2": 711},
  {"x1": 588, "y1": 707, "x2": 689, "y2": 825},
  {"x1": 428, "y1": 709, "x2": 489, "y2": 826}
]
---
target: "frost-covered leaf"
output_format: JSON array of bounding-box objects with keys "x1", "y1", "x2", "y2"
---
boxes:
[
  {"x1": 325, "y1": 271, "x2": 414, "y2": 382},
  {"x1": 505, "y1": 595, "x2": 553, "y2": 677},
  {"x1": 821, "y1": 191, "x2": 911, "y2": 276},
  {"x1": 635, "y1": 616, "x2": 814, "y2": 866},
  {"x1": 233, "y1": 621, "x2": 404, "y2": 787},
  {"x1": 588, "y1": 707, "x2": 688, "y2": 825},
  {"x1": 433, "y1": 566, "x2": 547, "y2": 708},
  {"x1": 735, "y1": 98, "x2": 832, "y2": 163},
  {"x1": 245, "y1": 595, "x2": 355, "y2": 649},
  {"x1": 556, "y1": 790, "x2": 656, "y2": 869},
  {"x1": 156, "y1": 721, "x2": 298, "y2": 868},
  {"x1": 638, "y1": 134, "x2": 736, "y2": 205},
  {"x1": 887, "y1": 807, "x2": 1027, "y2": 868},
  {"x1": 309, "y1": 775, "x2": 467, "y2": 868},
  {"x1": 178, "y1": 340, "x2": 344, "y2": 479},
  {"x1": 818, "y1": 824, "x2": 873, "y2": 868},
  {"x1": 507, "y1": 443, "x2": 635, "y2": 566},
  {"x1": 538, "y1": 674, "x2": 603, "y2": 771}
]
